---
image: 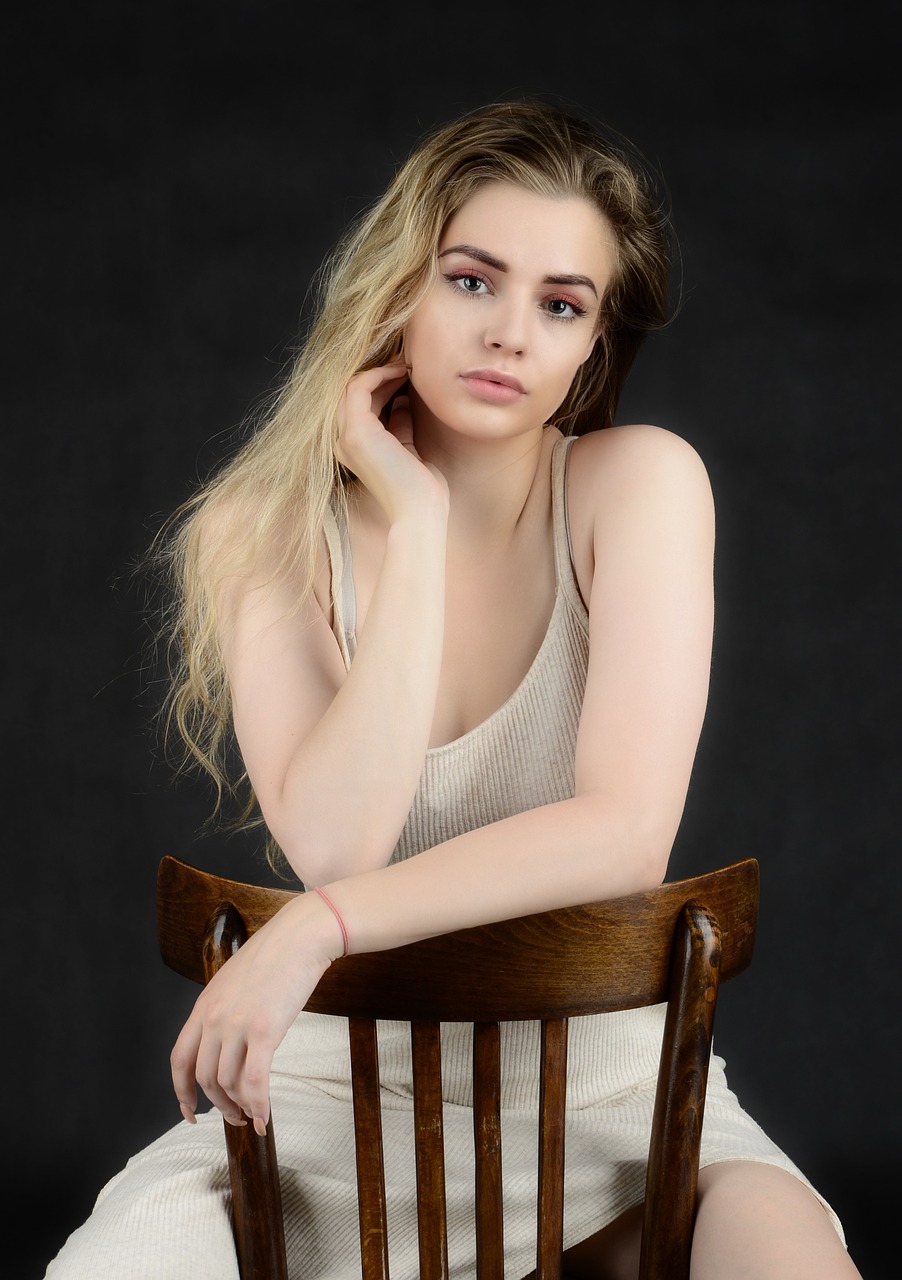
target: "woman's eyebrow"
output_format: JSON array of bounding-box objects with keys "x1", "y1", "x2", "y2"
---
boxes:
[
  {"x1": 439, "y1": 243, "x2": 598, "y2": 298},
  {"x1": 439, "y1": 243, "x2": 508, "y2": 272},
  {"x1": 545, "y1": 271, "x2": 598, "y2": 298}
]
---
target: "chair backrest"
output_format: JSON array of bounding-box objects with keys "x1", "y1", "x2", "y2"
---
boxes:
[{"x1": 157, "y1": 856, "x2": 759, "y2": 1280}]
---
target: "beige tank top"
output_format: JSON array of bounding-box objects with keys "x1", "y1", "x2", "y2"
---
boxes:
[{"x1": 322, "y1": 434, "x2": 590, "y2": 863}]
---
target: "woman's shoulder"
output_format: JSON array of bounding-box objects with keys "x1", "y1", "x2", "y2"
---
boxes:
[
  {"x1": 563, "y1": 424, "x2": 714, "y2": 586},
  {"x1": 566, "y1": 422, "x2": 712, "y2": 513},
  {"x1": 568, "y1": 421, "x2": 708, "y2": 476}
]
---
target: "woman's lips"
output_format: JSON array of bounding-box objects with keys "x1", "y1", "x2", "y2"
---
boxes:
[{"x1": 460, "y1": 369, "x2": 525, "y2": 403}]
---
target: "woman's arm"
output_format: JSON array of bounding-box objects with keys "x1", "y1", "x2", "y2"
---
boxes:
[
  {"x1": 172, "y1": 423, "x2": 714, "y2": 1133},
  {"x1": 222, "y1": 366, "x2": 450, "y2": 885},
  {"x1": 322, "y1": 424, "x2": 715, "y2": 948}
]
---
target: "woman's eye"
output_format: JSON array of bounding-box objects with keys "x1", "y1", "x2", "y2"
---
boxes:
[
  {"x1": 444, "y1": 271, "x2": 490, "y2": 295},
  {"x1": 545, "y1": 297, "x2": 586, "y2": 321}
]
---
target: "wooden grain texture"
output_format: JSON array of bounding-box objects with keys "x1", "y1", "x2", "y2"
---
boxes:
[
  {"x1": 639, "y1": 900, "x2": 723, "y2": 1280},
  {"x1": 158, "y1": 858, "x2": 758, "y2": 1022},
  {"x1": 157, "y1": 857, "x2": 760, "y2": 1278},
  {"x1": 223, "y1": 1124, "x2": 289, "y2": 1280},
  {"x1": 472, "y1": 1022, "x2": 504, "y2": 1279},
  {"x1": 349, "y1": 1018, "x2": 390, "y2": 1280},
  {"x1": 411, "y1": 1022, "x2": 449, "y2": 1279},
  {"x1": 536, "y1": 1019, "x2": 568, "y2": 1280}
]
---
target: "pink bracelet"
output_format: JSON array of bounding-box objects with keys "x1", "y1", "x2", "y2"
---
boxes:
[{"x1": 312, "y1": 886, "x2": 349, "y2": 957}]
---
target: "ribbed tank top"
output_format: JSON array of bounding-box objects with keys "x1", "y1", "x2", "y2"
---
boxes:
[{"x1": 323, "y1": 434, "x2": 590, "y2": 863}]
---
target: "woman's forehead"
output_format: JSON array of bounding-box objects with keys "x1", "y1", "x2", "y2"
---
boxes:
[{"x1": 439, "y1": 182, "x2": 616, "y2": 283}]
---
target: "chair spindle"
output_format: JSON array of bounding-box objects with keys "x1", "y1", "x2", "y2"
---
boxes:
[
  {"x1": 411, "y1": 1021, "x2": 450, "y2": 1279},
  {"x1": 349, "y1": 1018, "x2": 391, "y2": 1280},
  {"x1": 473, "y1": 1021, "x2": 504, "y2": 1280},
  {"x1": 536, "y1": 1018, "x2": 568, "y2": 1280}
]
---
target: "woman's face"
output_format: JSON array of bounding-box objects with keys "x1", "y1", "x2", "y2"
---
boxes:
[{"x1": 404, "y1": 181, "x2": 616, "y2": 443}]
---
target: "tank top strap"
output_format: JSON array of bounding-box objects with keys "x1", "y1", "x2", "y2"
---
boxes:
[
  {"x1": 322, "y1": 500, "x2": 357, "y2": 669},
  {"x1": 550, "y1": 434, "x2": 588, "y2": 616}
]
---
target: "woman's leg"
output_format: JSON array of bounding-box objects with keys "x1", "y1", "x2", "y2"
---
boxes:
[
  {"x1": 691, "y1": 1161, "x2": 861, "y2": 1279},
  {"x1": 528, "y1": 1161, "x2": 861, "y2": 1280},
  {"x1": 43, "y1": 1119, "x2": 240, "y2": 1279}
]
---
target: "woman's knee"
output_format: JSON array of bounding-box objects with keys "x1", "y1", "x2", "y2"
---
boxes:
[
  {"x1": 692, "y1": 1160, "x2": 858, "y2": 1278},
  {"x1": 44, "y1": 1152, "x2": 238, "y2": 1278}
]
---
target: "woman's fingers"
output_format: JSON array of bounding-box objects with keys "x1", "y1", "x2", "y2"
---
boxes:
[
  {"x1": 171, "y1": 999, "x2": 256, "y2": 1129},
  {"x1": 335, "y1": 362, "x2": 449, "y2": 520},
  {"x1": 202, "y1": 1031, "x2": 251, "y2": 1128},
  {"x1": 371, "y1": 367, "x2": 412, "y2": 420},
  {"x1": 170, "y1": 1018, "x2": 201, "y2": 1124},
  {"x1": 171, "y1": 1007, "x2": 276, "y2": 1132},
  {"x1": 242, "y1": 1041, "x2": 275, "y2": 1136},
  {"x1": 216, "y1": 1014, "x2": 277, "y2": 1133},
  {"x1": 339, "y1": 362, "x2": 410, "y2": 428},
  {"x1": 386, "y1": 393, "x2": 414, "y2": 449}
]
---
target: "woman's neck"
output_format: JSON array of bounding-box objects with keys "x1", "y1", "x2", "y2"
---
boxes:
[{"x1": 412, "y1": 418, "x2": 557, "y2": 553}]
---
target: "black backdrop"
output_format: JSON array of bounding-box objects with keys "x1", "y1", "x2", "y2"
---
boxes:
[{"x1": 7, "y1": 2, "x2": 899, "y2": 1276}]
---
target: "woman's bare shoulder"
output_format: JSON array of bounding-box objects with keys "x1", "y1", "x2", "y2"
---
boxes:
[
  {"x1": 567, "y1": 423, "x2": 712, "y2": 520},
  {"x1": 564, "y1": 425, "x2": 714, "y2": 596},
  {"x1": 571, "y1": 422, "x2": 709, "y2": 480}
]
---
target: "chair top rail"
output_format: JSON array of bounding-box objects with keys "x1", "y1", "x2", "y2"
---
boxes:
[{"x1": 157, "y1": 857, "x2": 759, "y2": 1022}]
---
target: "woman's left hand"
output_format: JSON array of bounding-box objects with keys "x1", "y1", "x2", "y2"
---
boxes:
[{"x1": 170, "y1": 891, "x2": 342, "y2": 1135}]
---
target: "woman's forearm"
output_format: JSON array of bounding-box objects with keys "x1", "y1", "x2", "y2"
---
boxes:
[
  {"x1": 270, "y1": 507, "x2": 448, "y2": 884},
  {"x1": 318, "y1": 786, "x2": 683, "y2": 956}
]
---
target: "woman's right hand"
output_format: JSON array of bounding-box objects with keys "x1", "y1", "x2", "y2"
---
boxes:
[
  {"x1": 171, "y1": 891, "x2": 342, "y2": 1137},
  {"x1": 335, "y1": 363, "x2": 448, "y2": 521}
]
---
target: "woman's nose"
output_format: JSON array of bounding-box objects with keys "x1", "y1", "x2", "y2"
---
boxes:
[{"x1": 483, "y1": 299, "x2": 529, "y2": 356}]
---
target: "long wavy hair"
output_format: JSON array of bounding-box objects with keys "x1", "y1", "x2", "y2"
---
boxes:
[{"x1": 150, "y1": 98, "x2": 672, "y2": 853}]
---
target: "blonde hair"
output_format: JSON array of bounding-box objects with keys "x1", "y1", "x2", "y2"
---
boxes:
[{"x1": 152, "y1": 98, "x2": 671, "y2": 849}]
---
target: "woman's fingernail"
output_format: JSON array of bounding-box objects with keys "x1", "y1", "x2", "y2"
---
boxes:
[
  {"x1": 179, "y1": 1103, "x2": 197, "y2": 1125},
  {"x1": 254, "y1": 1117, "x2": 267, "y2": 1137}
]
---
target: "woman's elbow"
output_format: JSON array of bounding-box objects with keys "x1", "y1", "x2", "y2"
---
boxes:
[
  {"x1": 633, "y1": 807, "x2": 682, "y2": 890},
  {"x1": 577, "y1": 793, "x2": 678, "y2": 897},
  {"x1": 265, "y1": 812, "x2": 392, "y2": 887}
]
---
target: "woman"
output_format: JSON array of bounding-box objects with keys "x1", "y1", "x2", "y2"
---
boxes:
[{"x1": 46, "y1": 100, "x2": 860, "y2": 1278}]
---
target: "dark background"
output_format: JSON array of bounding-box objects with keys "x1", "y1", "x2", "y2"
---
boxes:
[{"x1": 7, "y1": 1, "x2": 899, "y2": 1276}]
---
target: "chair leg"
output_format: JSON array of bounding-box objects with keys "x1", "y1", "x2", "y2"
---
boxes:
[
  {"x1": 225, "y1": 1122, "x2": 289, "y2": 1280},
  {"x1": 639, "y1": 899, "x2": 723, "y2": 1280},
  {"x1": 202, "y1": 904, "x2": 289, "y2": 1279}
]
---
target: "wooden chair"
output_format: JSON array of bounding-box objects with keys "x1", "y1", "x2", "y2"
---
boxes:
[{"x1": 157, "y1": 856, "x2": 759, "y2": 1280}]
